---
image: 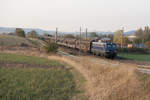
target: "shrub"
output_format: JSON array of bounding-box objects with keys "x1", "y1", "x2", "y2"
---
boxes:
[
  {"x1": 64, "y1": 34, "x2": 75, "y2": 38},
  {"x1": 145, "y1": 41, "x2": 150, "y2": 48},
  {"x1": 28, "y1": 30, "x2": 38, "y2": 38},
  {"x1": 43, "y1": 40, "x2": 58, "y2": 53},
  {"x1": 118, "y1": 47, "x2": 150, "y2": 54},
  {"x1": 15, "y1": 28, "x2": 25, "y2": 38}
]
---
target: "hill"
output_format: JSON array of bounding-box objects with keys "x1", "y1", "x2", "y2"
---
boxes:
[
  {"x1": 0, "y1": 34, "x2": 44, "y2": 48},
  {"x1": 0, "y1": 27, "x2": 136, "y2": 36},
  {"x1": 0, "y1": 27, "x2": 55, "y2": 35}
]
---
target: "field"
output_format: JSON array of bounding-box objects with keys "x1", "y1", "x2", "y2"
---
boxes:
[
  {"x1": 48, "y1": 55, "x2": 150, "y2": 100},
  {"x1": 0, "y1": 53, "x2": 78, "y2": 100},
  {"x1": 1, "y1": 35, "x2": 150, "y2": 100},
  {"x1": 0, "y1": 34, "x2": 43, "y2": 48},
  {"x1": 118, "y1": 53, "x2": 150, "y2": 61}
]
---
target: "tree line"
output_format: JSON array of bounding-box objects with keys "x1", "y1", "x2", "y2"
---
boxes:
[
  {"x1": 14, "y1": 26, "x2": 150, "y2": 48},
  {"x1": 15, "y1": 28, "x2": 38, "y2": 38},
  {"x1": 113, "y1": 26, "x2": 150, "y2": 48}
]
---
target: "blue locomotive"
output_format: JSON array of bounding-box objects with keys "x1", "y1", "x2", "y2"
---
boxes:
[{"x1": 90, "y1": 41, "x2": 117, "y2": 58}]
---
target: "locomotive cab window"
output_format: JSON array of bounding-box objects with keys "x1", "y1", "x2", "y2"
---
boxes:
[{"x1": 106, "y1": 44, "x2": 112, "y2": 49}]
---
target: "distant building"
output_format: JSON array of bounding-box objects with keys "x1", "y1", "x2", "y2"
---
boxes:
[{"x1": 127, "y1": 35, "x2": 136, "y2": 41}]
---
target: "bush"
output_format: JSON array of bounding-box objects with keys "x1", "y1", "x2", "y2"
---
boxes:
[
  {"x1": 64, "y1": 34, "x2": 75, "y2": 38},
  {"x1": 43, "y1": 40, "x2": 58, "y2": 53},
  {"x1": 15, "y1": 28, "x2": 25, "y2": 38},
  {"x1": 118, "y1": 47, "x2": 150, "y2": 54},
  {"x1": 28, "y1": 30, "x2": 38, "y2": 38},
  {"x1": 145, "y1": 41, "x2": 150, "y2": 48}
]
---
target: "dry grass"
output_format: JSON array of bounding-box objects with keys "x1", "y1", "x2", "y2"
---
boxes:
[
  {"x1": 0, "y1": 35, "x2": 31, "y2": 46},
  {"x1": 47, "y1": 56, "x2": 150, "y2": 100},
  {"x1": 0, "y1": 48, "x2": 150, "y2": 100}
]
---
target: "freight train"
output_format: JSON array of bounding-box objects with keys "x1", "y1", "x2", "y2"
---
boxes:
[{"x1": 42, "y1": 37, "x2": 117, "y2": 59}]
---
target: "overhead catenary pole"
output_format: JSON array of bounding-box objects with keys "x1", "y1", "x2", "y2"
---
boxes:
[
  {"x1": 85, "y1": 28, "x2": 88, "y2": 40},
  {"x1": 79, "y1": 27, "x2": 82, "y2": 55},
  {"x1": 55, "y1": 28, "x2": 58, "y2": 43},
  {"x1": 121, "y1": 27, "x2": 124, "y2": 48}
]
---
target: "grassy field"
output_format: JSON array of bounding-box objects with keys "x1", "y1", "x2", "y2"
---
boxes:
[
  {"x1": 0, "y1": 53, "x2": 77, "y2": 100},
  {"x1": 0, "y1": 35, "x2": 31, "y2": 46},
  {"x1": 0, "y1": 34, "x2": 43, "y2": 48},
  {"x1": 118, "y1": 53, "x2": 150, "y2": 61},
  {"x1": 0, "y1": 53, "x2": 61, "y2": 66}
]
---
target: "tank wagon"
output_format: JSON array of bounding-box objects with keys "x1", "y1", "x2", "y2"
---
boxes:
[{"x1": 44, "y1": 37, "x2": 117, "y2": 58}]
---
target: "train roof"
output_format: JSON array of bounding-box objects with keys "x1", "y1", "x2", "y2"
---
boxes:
[
  {"x1": 92, "y1": 42, "x2": 106, "y2": 45},
  {"x1": 92, "y1": 42, "x2": 116, "y2": 45}
]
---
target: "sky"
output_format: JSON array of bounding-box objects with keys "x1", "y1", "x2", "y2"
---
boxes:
[{"x1": 0, "y1": 0, "x2": 150, "y2": 32}]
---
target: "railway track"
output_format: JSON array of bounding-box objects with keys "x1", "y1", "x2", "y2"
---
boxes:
[
  {"x1": 59, "y1": 46, "x2": 150, "y2": 65},
  {"x1": 58, "y1": 48, "x2": 150, "y2": 75}
]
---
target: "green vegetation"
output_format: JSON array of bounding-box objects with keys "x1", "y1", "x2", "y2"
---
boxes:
[
  {"x1": 0, "y1": 68, "x2": 75, "y2": 100},
  {"x1": 0, "y1": 35, "x2": 30, "y2": 47},
  {"x1": 64, "y1": 34, "x2": 75, "y2": 38},
  {"x1": 43, "y1": 40, "x2": 58, "y2": 53},
  {"x1": 113, "y1": 29, "x2": 129, "y2": 45},
  {"x1": 0, "y1": 53, "x2": 77, "y2": 100},
  {"x1": 0, "y1": 53, "x2": 61, "y2": 66},
  {"x1": 145, "y1": 41, "x2": 150, "y2": 48},
  {"x1": 134, "y1": 26, "x2": 150, "y2": 44},
  {"x1": 0, "y1": 34, "x2": 43, "y2": 48},
  {"x1": 27, "y1": 30, "x2": 38, "y2": 38},
  {"x1": 118, "y1": 48, "x2": 150, "y2": 54},
  {"x1": 118, "y1": 53, "x2": 150, "y2": 61},
  {"x1": 15, "y1": 28, "x2": 25, "y2": 38}
]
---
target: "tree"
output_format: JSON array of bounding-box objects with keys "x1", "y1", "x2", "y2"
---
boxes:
[
  {"x1": 135, "y1": 28, "x2": 143, "y2": 38},
  {"x1": 113, "y1": 30, "x2": 122, "y2": 44},
  {"x1": 64, "y1": 34, "x2": 75, "y2": 38},
  {"x1": 15, "y1": 28, "x2": 25, "y2": 38},
  {"x1": 44, "y1": 33, "x2": 52, "y2": 37},
  {"x1": 28, "y1": 30, "x2": 38, "y2": 38},
  {"x1": 134, "y1": 27, "x2": 150, "y2": 44},
  {"x1": 113, "y1": 30, "x2": 129, "y2": 45},
  {"x1": 43, "y1": 40, "x2": 58, "y2": 53},
  {"x1": 143, "y1": 26, "x2": 150, "y2": 42},
  {"x1": 145, "y1": 41, "x2": 150, "y2": 48},
  {"x1": 107, "y1": 34, "x2": 114, "y2": 41},
  {"x1": 89, "y1": 32, "x2": 98, "y2": 38},
  {"x1": 120, "y1": 36, "x2": 130, "y2": 45},
  {"x1": 134, "y1": 28, "x2": 143, "y2": 44}
]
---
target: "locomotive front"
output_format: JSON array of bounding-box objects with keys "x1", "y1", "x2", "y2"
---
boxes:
[
  {"x1": 105, "y1": 43, "x2": 117, "y2": 58},
  {"x1": 91, "y1": 40, "x2": 117, "y2": 59}
]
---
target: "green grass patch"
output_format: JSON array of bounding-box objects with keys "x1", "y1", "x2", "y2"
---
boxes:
[
  {"x1": 0, "y1": 53, "x2": 61, "y2": 66},
  {"x1": 118, "y1": 53, "x2": 150, "y2": 61},
  {"x1": 0, "y1": 67, "x2": 76, "y2": 100},
  {"x1": 0, "y1": 53, "x2": 78, "y2": 100},
  {"x1": 0, "y1": 35, "x2": 30, "y2": 46},
  {"x1": 0, "y1": 34, "x2": 42, "y2": 48}
]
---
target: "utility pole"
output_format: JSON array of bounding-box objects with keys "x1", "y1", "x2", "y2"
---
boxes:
[
  {"x1": 79, "y1": 27, "x2": 82, "y2": 55},
  {"x1": 85, "y1": 28, "x2": 88, "y2": 40},
  {"x1": 55, "y1": 28, "x2": 58, "y2": 43}
]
